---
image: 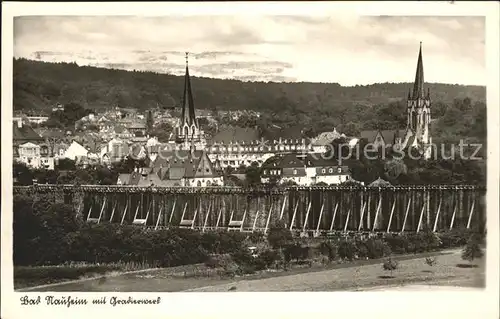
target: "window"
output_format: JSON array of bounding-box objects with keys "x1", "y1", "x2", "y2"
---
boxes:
[
  {"x1": 263, "y1": 170, "x2": 267, "y2": 175},
  {"x1": 206, "y1": 168, "x2": 210, "y2": 172},
  {"x1": 322, "y1": 169, "x2": 326, "y2": 174},
  {"x1": 329, "y1": 168, "x2": 333, "y2": 173},
  {"x1": 337, "y1": 167, "x2": 342, "y2": 173},
  {"x1": 293, "y1": 169, "x2": 297, "y2": 175},
  {"x1": 207, "y1": 180, "x2": 211, "y2": 186}
]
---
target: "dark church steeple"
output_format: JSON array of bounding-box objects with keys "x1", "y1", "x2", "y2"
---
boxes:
[
  {"x1": 412, "y1": 42, "x2": 425, "y2": 99},
  {"x1": 181, "y1": 52, "x2": 197, "y2": 127},
  {"x1": 406, "y1": 42, "x2": 432, "y2": 159}
]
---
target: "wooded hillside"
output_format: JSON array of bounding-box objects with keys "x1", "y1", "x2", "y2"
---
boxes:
[{"x1": 13, "y1": 58, "x2": 486, "y2": 114}]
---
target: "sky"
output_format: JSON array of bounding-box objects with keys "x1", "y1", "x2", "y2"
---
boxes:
[{"x1": 13, "y1": 15, "x2": 486, "y2": 86}]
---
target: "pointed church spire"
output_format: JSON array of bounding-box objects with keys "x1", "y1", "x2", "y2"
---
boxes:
[
  {"x1": 181, "y1": 52, "x2": 196, "y2": 126},
  {"x1": 412, "y1": 42, "x2": 425, "y2": 99}
]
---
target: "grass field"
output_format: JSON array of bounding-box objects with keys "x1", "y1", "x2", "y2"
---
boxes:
[{"x1": 18, "y1": 249, "x2": 484, "y2": 292}]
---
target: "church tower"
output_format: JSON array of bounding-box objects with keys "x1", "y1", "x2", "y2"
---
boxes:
[
  {"x1": 407, "y1": 42, "x2": 432, "y2": 158},
  {"x1": 175, "y1": 52, "x2": 204, "y2": 147}
]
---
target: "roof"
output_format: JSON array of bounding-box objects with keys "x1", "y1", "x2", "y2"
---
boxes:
[
  {"x1": 150, "y1": 150, "x2": 219, "y2": 180},
  {"x1": 369, "y1": 177, "x2": 392, "y2": 187},
  {"x1": 127, "y1": 122, "x2": 146, "y2": 129},
  {"x1": 311, "y1": 130, "x2": 343, "y2": 146},
  {"x1": 360, "y1": 129, "x2": 406, "y2": 144},
  {"x1": 210, "y1": 127, "x2": 260, "y2": 144},
  {"x1": 263, "y1": 125, "x2": 305, "y2": 141},
  {"x1": 19, "y1": 142, "x2": 40, "y2": 148},
  {"x1": 13, "y1": 123, "x2": 44, "y2": 142}
]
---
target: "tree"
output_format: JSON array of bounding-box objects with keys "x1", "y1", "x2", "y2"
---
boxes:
[
  {"x1": 13, "y1": 162, "x2": 34, "y2": 185},
  {"x1": 151, "y1": 122, "x2": 173, "y2": 142},
  {"x1": 146, "y1": 110, "x2": 154, "y2": 134},
  {"x1": 267, "y1": 220, "x2": 293, "y2": 250},
  {"x1": 57, "y1": 158, "x2": 76, "y2": 170},
  {"x1": 461, "y1": 235, "x2": 484, "y2": 263},
  {"x1": 384, "y1": 159, "x2": 408, "y2": 182},
  {"x1": 382, "y1": 258, "x2": 399, "y2": 277},
  {"x1": 245, "y1": 162, "x2": 261, "y2": 187},
  {"x1": 424, "y1": 257, "x2": 438, "y2": 271}
]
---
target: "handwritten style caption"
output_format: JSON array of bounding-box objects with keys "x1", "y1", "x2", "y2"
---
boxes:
[{"x1": 20, "y1": 295, "x2": 162, "y2": 308}]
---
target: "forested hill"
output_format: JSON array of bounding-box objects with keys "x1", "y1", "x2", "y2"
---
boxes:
[{"x1": 13, "y1": 58, "x2": 486, "y2": 114}]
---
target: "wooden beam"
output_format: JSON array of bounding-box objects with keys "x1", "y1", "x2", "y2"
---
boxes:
[
  {"x1": 180, "y1": 202, "x2": 188, "y2": 222},
  {"x1": 120, "y1": 199, "x2": 129, "y2": 225},
  {"x1": 227, "y1": 210, "x2": 234, "y2": 231},
  {"x1": 109, "y1": 200, "x2": 117, "y2": 223},
  {"x1": 372, "y1": 194, "x2": 382, "y2": 232},
  {"x1": 264, "y1": 201, "x2": 273, "y2": 234},
  {"x1": 432, "y1": 195, "x2": 442, "y2": 232},
  {"x1": 86, "y1": 206, "x2": 93, "y2": 222},
  {"x1": 302, "y1": 200, "x2": 312, "y2": 232},
  {"x1": 466, "y1": 198, "x2": 475, "y2": 229},
  {"x1": 252, "y1": 210, "x2": 260, "y2": 232},
  {"x1": 416, "y1": 200, "x2": 426, "y2": 233},
  {"x1": 203, "y1": 201, "x2": 213, "y2": 232},
  {"x1": 168, "y1": 199, "x2": 177, "y2": 224},
  {"x1": 155, "y1": 206, "x2": 164, "y2": 230},
  {"x1": 240, "y1": 209, "x2": 247, "y2": 232},
  {"x1": 280, "y1": 195, "x2": 287, "y2": 220},
  {"x1": 449, "y1": 204, "x2": 457, "y2": 230},
  {"x1": 315, "y1": 199, "x2": 325, "y2": 234},
  {"x1": 358, "y1": 201, "x2": 367, "y2": 231},
  {"x1": 386, "y1": 194, "x2": 397, "y2": 233},
  {"x1": 133, "y1": 204, "x2": 140, "y2": 221},
  {"x1": 401, "y1": 197, "x2": 411, "y2": 233},
  {"x1": 191, "y1": 207, "x2": 199, "y2": 230},
  {"x1": 216, "y1": 208, "x2": 222, "y2": 229},
  {"x1": 343, "y1": 208, "x2": 351, "y2": 233},
  {"x1": 97, "y1": 197, "x2": 107, "y2": 224},
  {"x1": 329, "y1": 202, "x2": 339, "y2": 232},
  {"x1": 289, "y1": 201, "x2": 299, "y2": 231}
]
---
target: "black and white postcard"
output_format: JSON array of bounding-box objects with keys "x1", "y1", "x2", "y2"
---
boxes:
[{"x1": 2, "y1": 2, "x2": 499, "y2": 319}]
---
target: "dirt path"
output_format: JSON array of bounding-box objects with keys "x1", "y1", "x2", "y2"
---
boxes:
[{"x1": 184, "y1": 250, "x2": 485, "y2": 292}]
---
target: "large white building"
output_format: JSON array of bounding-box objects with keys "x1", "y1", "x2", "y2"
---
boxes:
[
  {"x1": 13, "y1": 118, "x2": 55, "y2": 170},
  {"x1": 261, "y1": 153, "x2": 351, "y2": 186}
]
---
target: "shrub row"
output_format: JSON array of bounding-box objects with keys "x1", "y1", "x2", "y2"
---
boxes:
[{"x1": 14, "y1": 264, "x2": 121, "y2": 281}]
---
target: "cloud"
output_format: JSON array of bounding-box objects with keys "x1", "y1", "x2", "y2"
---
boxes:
[{"x1": 13, "y1": 15, "x2": 485, "y2": 85}]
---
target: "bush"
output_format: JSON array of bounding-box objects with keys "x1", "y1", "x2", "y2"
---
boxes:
[
  {"x1": 204, "y1": 254, "x2": 233, "y2": 269},
  {"x1": 364, "y1": 239, "x2": 392, "y2": 259},
  {"x1": 318, "y1": 241, "x2": 337, "y2": 261},
  {"x1": 461, "y1": 234, "x2": 484, "y2": 263},
  {"x1": 14, "y1": 264, "x2": 120, "y2": 281},
  {"x1": 284, "y1": 243, "x2": 313, "y2": 262},
  {"x1": 248, "y1": 231, "x2": 265, "y2": 244},
  {"x1": 267, "y1": 220, "x2": 293, "y2": 249},
  {"x1": 258, "y1": 249, "x2": 280, "y2": 268},
  {"x1": 383, "y1": 234, "x2": 409, "y2": 254},
  {"x1": 337, "y1": 239, "x2": 358, "y2": 261},
  {"x1": 439, "y1": 228, "x2": 475, "y2": 249}
]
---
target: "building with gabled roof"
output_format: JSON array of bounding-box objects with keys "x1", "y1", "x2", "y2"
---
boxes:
[
  {"x1": 261, "y1": 152, "x2": 351, "y2": 186},
  {"x1": 120, "y1": 149, "x2": 223, "y2": 187}
]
